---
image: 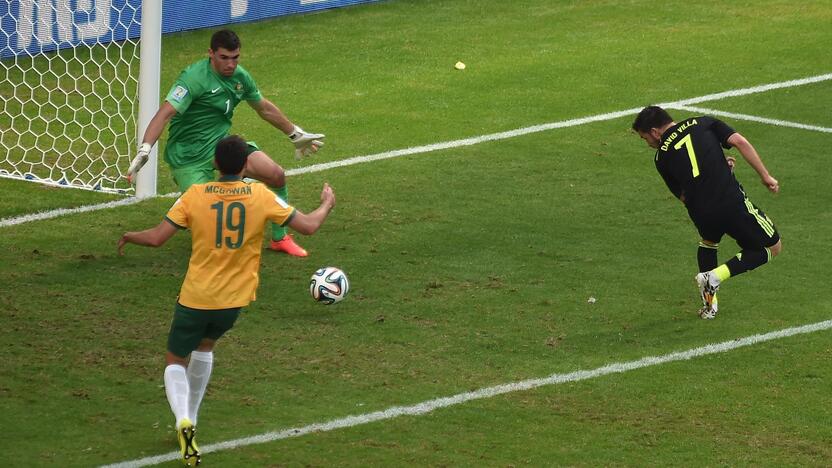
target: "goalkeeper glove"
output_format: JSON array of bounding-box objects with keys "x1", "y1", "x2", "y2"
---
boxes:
[
  {"x1": 126, "y1": 142, "x2": 152, "y2": 184},
  {"x1": 288, "y1": 125, "x2": 325, "y2": 160}
]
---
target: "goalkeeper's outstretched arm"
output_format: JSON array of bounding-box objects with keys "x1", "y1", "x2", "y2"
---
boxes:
[
  {"x1": 247, "y1": 98, "x2": 325, "y2": 159},
  {"x1": 126, "y1": 103, "x2": 178, "y2": 183},
  {"x1": 248, "y1": 97, "x2": 294, "y2": 134},
  {"x1": 141, "y1": 102, "x2": 178, "y2": 148}
]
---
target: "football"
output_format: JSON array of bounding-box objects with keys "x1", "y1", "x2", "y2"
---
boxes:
[{"x1": 309, "y1": 266, "x2": 350, "y2": 304}]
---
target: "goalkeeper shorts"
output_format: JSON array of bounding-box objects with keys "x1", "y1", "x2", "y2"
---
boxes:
[{"x1": 171, "y1": 141, "x2": 261, "y2": 192}]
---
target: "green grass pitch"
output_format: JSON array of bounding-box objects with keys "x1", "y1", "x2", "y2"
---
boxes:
[{"x1": 2, "y1": 0, "x2": 832, "y2": 466}]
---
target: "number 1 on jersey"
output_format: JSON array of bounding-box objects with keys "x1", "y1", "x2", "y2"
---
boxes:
[{"x1": 673, "y1": 134, "x2": 700, "y2": 177}]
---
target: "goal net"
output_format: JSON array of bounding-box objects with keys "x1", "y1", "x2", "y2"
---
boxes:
[
  {"x1": 0, "y1": 0, "x2": 143, "y2": 194},
  {"x1": 1, "y1": 0, "x2": 378, "y2": 197}
]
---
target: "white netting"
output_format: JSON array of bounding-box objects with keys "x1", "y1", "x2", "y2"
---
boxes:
[{"x1": 0, "y1": 1, "x2": 140, "y2": 194}]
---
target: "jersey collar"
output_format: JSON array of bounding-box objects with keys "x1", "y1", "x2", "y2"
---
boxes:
[
  {"x1": 660, "y1": 122, "x2": 678, "y2": 142},
  {"x1": 218, "y1": 175, "x2": 242, "y2": 182}
]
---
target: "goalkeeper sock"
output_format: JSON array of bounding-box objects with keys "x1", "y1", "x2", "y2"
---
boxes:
[
  {"x1": 723, "y1": 248, "x2": 772, "y2": 278},
  {"x1": 697, "y1": 242, "x2": 719, "y2": 272},
  {"x1": 164, "y1": 364, "x2": 190, "y2": 428},
  {"x1": 271, "y1": 185, "x2": 289, "y2": 241},
  {"x1": 187, "y1": 351, "x2": 213, "y2": 426}
]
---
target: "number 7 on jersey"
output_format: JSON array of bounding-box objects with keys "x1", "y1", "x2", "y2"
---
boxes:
[{"x1": 673, "y1": 134, "x2": 700, "y2": 178}]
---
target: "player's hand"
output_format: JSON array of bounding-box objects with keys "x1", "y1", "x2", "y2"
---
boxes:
[
  {"x1": 321, "y1": 182, "x2": 335, "y2": 209},
  {"x1": 126, "y1": 143, "x2": 152, "y2": 184},
  {"x1": 289, "y1": 125, "x2": 325, "y2": 160},
  {"x1": 117, "y1": 234, "x2": 129, "y2": 256},
  {"x1": 762, "y1": 175, "x2": 779, "y2": 193},
  {"x1": 726, "y1": 156, "x2": 736, "y2": 173}
]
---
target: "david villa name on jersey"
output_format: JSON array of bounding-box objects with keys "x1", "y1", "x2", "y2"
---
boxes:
[{"x1": 660, "y1": 118, "x2": 699, "y2": 151}]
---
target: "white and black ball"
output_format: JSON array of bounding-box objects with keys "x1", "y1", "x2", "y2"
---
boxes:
[{"x1": 309, "y1": 267, "x2": 349, "y2": 304}]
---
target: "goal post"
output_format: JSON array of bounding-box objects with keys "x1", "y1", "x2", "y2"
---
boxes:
[
  {"x1": 135, "y1": 0, "x2": 161, "y2": 198},
  {"x1": 1, "y1": 0, "x2": 383, "y2": 197},
  {"x1": 0, "y1": 0, "x2": 160, "y2": 196}
]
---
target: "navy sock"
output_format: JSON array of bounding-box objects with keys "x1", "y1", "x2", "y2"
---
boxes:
[
  {"x1": 725, "y1": 249, "x2": 771, "y2": 277},
  {"x1": 697, "y1": 242, "x2": 719, "y2": 272}
]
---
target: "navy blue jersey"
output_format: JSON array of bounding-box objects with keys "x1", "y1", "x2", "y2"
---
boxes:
[{"x1": 654, "y1": 116, "x2": 743, "y2": 214}]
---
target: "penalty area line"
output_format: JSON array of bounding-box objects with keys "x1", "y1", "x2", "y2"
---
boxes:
[
  {"x1": 664, "y1": 72, "x2": 832, "y2": 107},
  {"x1": 666, "y1": 105, "x2": 832, "y2": 133},
  {"x1": 289, "y1": 71, "x2": 832, "y2": 177},
  {"x1": 284, "y1": 107, "x2": 643, "y2": 177},
  {"x1": 102, "y1": 318, "x2": 832, "y2": 468}
]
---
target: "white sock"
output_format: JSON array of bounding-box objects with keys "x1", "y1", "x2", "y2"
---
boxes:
[
  {"x1": 187, "y1": 351, "x2": 214, "y2": 426},
  {"x1": 164, "y1": 364, "x2": 190, "y2": 428}
]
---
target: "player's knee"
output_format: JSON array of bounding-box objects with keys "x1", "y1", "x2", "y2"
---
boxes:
[
  {"x1": 263, "y1": 166, "x2": 285, "y2": 187},
  {"x1": 166, "y1": 351, "x2": 188, "y2": 367},
  {"x1": 273, "y1": 168, "x2": 286, "y2": 187},
  {"x1": 196, "y1": 338, "x2": 216, "y2": 352}
]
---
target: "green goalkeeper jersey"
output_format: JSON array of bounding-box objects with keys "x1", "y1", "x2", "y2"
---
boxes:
[{"x1": 163, "y1": 58, "x2": 262, "y2": 169}]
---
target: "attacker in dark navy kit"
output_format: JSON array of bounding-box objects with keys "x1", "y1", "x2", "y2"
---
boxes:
[{"x1": 632, "y1": 105, "x2": 782, "y2": 319}]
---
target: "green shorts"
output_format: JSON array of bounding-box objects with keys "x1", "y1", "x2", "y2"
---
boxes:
[
  {"x1": 170, "y1": 141, "x2": 261, "y2": 192},
  {"x1": 171, "y1": 166, "x2": 215, "y2": 192},
  {"x1": 167, "y1": 303, "x2": 242, "y2": 358}
]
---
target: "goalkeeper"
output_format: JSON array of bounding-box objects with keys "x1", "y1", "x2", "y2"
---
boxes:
[{"x1": 127, "y1": 29, "x2": 323, "y2": 257}]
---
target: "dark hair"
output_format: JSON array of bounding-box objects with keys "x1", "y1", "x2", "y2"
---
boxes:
[
  {"x1": 214, "y1": 135, "x2": 248, "y2": 175},
  {"x1": 632, "y1": 106, "x2": 673, "y2": 133},
  {"x1": 210, "y1": 29, "x2": 241, "y2": 51}
]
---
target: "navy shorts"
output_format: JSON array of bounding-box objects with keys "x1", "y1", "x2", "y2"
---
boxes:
[
  {"x1": 167, "y1": 303, "x2": 241, "y2": 358},
  {"x1": 690, "y1": 195, "x2": 780, "y2": 250}
]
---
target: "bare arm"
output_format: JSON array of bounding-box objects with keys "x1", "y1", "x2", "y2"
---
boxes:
[
  {"x1": 287, "y1": 183, "x2": 336, "y2": 235},
  {"x1": 118, "y1": 220, "x2": 179, "y2": 255},
  {"x1": 248, "y1": 98, "x2": 295, "y2": 135},
  {"x1": 141, "y1": 102, "x2": 178, "y2": 146},
  {"x1": 727, "y1": 132, "x2": 779, "y2": 193}
]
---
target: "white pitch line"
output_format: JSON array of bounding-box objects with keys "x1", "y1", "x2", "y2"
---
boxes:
[
  {"x1": 284, "y1": 107, "x2": 644, "y2": 177},
  {"x1": 5, "y1": 71, "x2": 832, "y2": 227},
  {"x1": 103, "y1": 318, "x2": 832, "y2": 468},
  {"x1": 667, "y1": 105, "x2": 832, "y2": 133},
  {"x1": 664, "y1": 72, "x2": 832, "y2": 106},
  {"x1": 287, "y1": 72, "x2": 832, "y2": 178},
  {"x1": 0, "y1": 196, "x2": 146, "y2": 228}
]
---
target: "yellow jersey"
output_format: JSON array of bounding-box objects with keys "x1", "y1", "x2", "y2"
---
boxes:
[{"x1": 165, "y1": 176, "x2": 295, "y2": 309}]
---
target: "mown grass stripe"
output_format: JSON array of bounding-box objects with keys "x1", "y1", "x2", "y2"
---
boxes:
[{"x1": 102, "y1": 319, "x2": 832, "y2": 468}]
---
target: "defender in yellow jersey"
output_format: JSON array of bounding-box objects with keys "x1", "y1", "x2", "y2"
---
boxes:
[
  {"x1": 118, "y1": 135, "x2": 335, "y2": 465},
  {"x1": 166, "y1": 175, "x2": 294, "y2": 310}
]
